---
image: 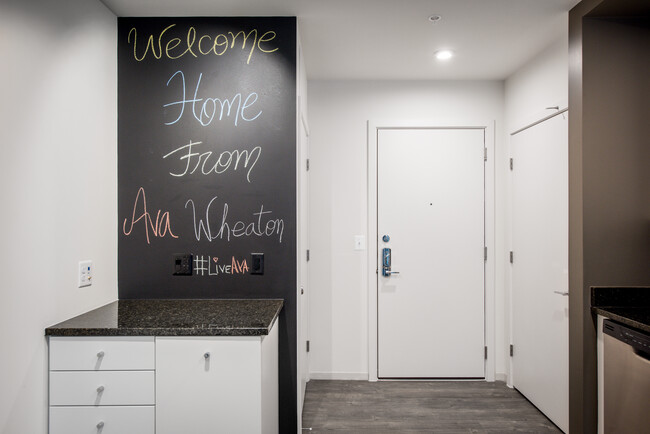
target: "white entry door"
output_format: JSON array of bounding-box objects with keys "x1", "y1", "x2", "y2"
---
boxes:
[
  {"x1": 511, "y1": 112, "x2": 568, "y2": 432},
  {"x1": 377, "y1": 128, "x2": 485, "y2": 379}
]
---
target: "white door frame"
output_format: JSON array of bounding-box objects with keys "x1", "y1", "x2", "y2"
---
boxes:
[
  {"x1": 297, "y1": 110, "x2": 310, "y2": 405},
  {"x1": 296, "y1": 36, "x2": 310, "y2": 426},
  {"x1": 367, "y1": 119, "x2": 496, "y2": 382}
]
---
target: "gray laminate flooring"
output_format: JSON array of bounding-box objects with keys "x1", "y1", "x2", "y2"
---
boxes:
[{"x1": 301, "y1": 380, "x2": 563, "y2": 433}]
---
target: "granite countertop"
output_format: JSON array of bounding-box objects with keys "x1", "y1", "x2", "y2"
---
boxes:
[
  {"x1": 45, "y1": 299, "x2": 283, "y2": 337},
  {"x1": 591, "y1": 287, "x2": 650, "y2": 333}
]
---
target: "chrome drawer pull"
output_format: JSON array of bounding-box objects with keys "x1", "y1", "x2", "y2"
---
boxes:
[
  {"x1": 97, "y1": 351, "x2": 105, "y2": 358},
  {"x1": 97, "y1": 420, "x2": 105, "y2": 429},
  {"x1": 96, "y1": 385, "x2": 105, "y2": 393},
  {"x1": 204, "y1": 352, "x2": 210, "y2": 359}
]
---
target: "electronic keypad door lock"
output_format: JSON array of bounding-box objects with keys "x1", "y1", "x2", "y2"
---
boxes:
[{"x1": 382, "y1": 248, "x2": 400, "y2": 277}]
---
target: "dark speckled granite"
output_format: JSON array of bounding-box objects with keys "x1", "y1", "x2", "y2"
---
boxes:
[
  {"x1": 45, "y1": 299, "x2": 283, "y2": 337},
  {"x1": 591, "y1": 287, "x2": 650, "y2": 333}
]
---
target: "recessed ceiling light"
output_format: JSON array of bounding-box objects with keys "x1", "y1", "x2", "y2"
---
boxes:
[
  {"x1": 435, "y1": 49, "x2": 454, "y2": 61},
  {"x1": 428, "y1": 15, "x2": 442, "y2": 23}
]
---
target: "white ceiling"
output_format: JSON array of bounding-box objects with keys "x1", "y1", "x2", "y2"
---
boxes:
[{"x1": 100, "y1": 0, "x2": 581, "y2": 80}]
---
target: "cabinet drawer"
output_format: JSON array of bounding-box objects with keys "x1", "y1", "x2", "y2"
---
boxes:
[
  {"x1": 49, "y1": 337, "x2": 154, "y2": 371},
  {"x1": 49, "y1": 405, "x2": 154, "y2": 434},
  {"x1": 50, "y1": 371, "x2": 154, "y2": 406}
]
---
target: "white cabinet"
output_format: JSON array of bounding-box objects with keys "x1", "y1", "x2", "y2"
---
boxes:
[
  {"x1": 155, "y1": 323, "x2": 279, "y2": 434},
  {"x1": 48, "y1": 323, "x2": 278, "y2": 434},
  {"x1": 48, "y1": 337, "x2": 155, "y2": 434}
]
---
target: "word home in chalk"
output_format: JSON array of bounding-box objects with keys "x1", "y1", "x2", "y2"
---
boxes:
[{"x1": 164, "y1": 70, "x2": 262, "y2": 127}]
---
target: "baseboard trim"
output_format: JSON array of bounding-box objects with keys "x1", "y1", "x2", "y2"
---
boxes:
[
  {"x1": 309, "y1": 372, "x2": 369, "y2": 381},
  {"x1": 309, "y1": 372, "x2": 507, "y2": 382}
]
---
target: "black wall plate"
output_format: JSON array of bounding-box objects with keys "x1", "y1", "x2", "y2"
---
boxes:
[{"x1": 173, "y1": 253, "x2": 193, "y2": 276}]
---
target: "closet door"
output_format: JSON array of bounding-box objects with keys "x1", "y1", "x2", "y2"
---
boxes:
[{"x1": 511, "y1": 112, "x2": 568, "y2": 432}]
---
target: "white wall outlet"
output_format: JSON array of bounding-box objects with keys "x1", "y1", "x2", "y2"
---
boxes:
[
  {"x1": 78, "y1": 260, "x2": 92, "y2": 288},
  {"x1": 354, "y1": 235, "x2": 366, "y2": 251}
]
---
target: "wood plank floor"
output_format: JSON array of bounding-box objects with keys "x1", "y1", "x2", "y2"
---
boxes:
[{"x1": 301, "y1": 380, "x2": 563, "y2": 433}]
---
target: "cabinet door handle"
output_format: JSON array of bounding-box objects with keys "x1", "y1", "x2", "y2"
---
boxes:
[
  {"x1": 97, "y1": 351, "x2": 105, "y2": 358},
  {"x1": 204, "y1": 352, "x2": 210, "y2": 359},
  {"x1": 96, "y1": 385, "x2": 105, "y2": 393},
  {"x1": 97, "y1": 420, "x2": 105, "y2": 429}
]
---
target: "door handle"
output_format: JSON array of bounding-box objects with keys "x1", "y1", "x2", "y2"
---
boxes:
[
  {"x1": 554, "y1": 291, "x2": 569, "y2": 296},
  {"x1": 382, "y1": 248, "x2": 399, "y2": 277}
]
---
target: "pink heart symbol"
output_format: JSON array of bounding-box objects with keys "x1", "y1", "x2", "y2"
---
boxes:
[{"x1": 212, "y1": 257, "x2": 219, "y2": 263}]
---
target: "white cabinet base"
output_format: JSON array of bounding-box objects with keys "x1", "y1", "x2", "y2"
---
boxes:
[{"x1": 48, "y1": 324, "x2": 278, "y2": 434}]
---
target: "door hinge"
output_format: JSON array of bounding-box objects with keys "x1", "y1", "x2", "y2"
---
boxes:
[
  {"x1": 306, "y1": 158, "x2": 310, "y2": 171},
  {"x1": 484, "y1": 346, "x2": 488, "y2": 360},
  {"x1": 484, "y1": 148, "x2": 488, "y2": 162},
  {"x1": 306, "y1": 250, "x2": 310, "y2": 261},
  {"x1": 484, "y1": 247, "x2": 488, "y2": 261},
  {"x1": 509, "y1": 251, "x2": 514, "y2": 264},
  {"x1": 306, "y1": 340, "x2": 310, "y2": 353},
  {"x1": 510, "y1": 344, "x2": 514, "y2": 357},
  {"x1": 509, "y1": 158, "x2": 513, "y2": 171}
]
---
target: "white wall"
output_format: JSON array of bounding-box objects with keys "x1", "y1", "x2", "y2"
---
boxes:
[
  {"x1": 503, "y1": 34, "x2": 569, "y2": 384},
  {"x1": 505, "y1": 36, "x2": 569, "y2": 132},
  {"x1": 0, "y1": 1, "x2": 117, "y2": 432},
  {"x1": 307, "y1": 80, "x2": 505, "y2": 379}
]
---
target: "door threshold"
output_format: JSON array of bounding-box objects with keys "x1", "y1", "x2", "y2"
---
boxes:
[{"x1": 377, "y1": 377, "x2": 486, "y2": 381}]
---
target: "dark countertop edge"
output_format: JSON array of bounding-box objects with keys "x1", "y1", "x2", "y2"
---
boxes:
[
  {"x1": 591, "y1": 286, "x2": 650, "y2": 307},
  {"x1": 592, "y1": 307, "x2": 650, "y2": 334},
  {"x1": 45, "y1": 298, "x2": 283, "y2": 337},
  {"x1": 45, "y1": 326, "x2": 273, "y2": 337}
]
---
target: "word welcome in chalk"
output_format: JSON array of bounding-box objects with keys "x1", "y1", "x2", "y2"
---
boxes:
[
  {"x1": 185, "y1": 197, "x2": 284, "y2": 243},
  {"x1": 122, "y1": 187, "x2": 178, "y2": 244},
  {"x1": 163, "y1": 141, "x2": 261, "y2": 182},
  {"x1": 164, "y1": 71, "x2": 262, "y2": 127},
  {"x1": 193, "y1": 255, "x2": 249, "y2": 276},
  {"x1": 127, "y1": 25, "x2": 278, "y2": 64}
]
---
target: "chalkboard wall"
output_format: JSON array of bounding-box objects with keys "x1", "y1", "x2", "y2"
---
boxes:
[{"x1": 117, "y1": 17, "x2": 297, "y2": 431}]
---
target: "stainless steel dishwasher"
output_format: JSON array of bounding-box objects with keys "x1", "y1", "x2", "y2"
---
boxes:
[{"x1": 603, "y1": 319, "x2": 650, "y2": 433}]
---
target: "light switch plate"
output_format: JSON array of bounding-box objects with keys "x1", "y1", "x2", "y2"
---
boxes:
[
  {"x1": 354, "y1": 235, "x2": 366, "y2": 251},
  {"x1": 78, "y1": 260, "x2": 92, "y2": 288}
]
